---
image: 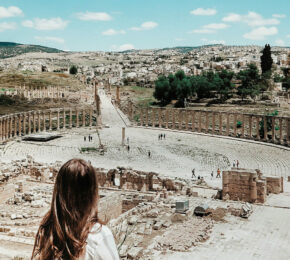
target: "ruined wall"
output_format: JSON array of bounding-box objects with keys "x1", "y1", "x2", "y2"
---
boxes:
[
  {"x1": 222, "y1": 169, "x2": 267, "y2": 203},
  {"x1": 98, "y1": 193, "x2": 123, "y2": 222},
  {"x1": 222, "y1": 169, "x2": 284, "y2": 203}
]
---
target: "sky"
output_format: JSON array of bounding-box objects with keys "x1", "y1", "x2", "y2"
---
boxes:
[{"x1": 0, "y1": 0, "x2": 289, "y2": 51}]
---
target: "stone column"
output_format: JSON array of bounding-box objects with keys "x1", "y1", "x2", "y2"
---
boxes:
[
  {"x1": 287, "y1": 119, "x2": 290, "y2": 146},
  {"x1": 140, "y1": 108, "x2": 143, "y2": 126},
  {"x1": 145, "y1": 108, "x2": 149, "y2": 127},
  {"x1": 271, "y1": 117, "x2": 275, "y2": 142},
  {"x1": 279, "y1": 118, "x2": 283, "y2": 144},
  {"x1": 49, "y1": 111, "x2": 52, "y2": 131},
  {"x1": 57, "y1": 109, "x2": 60, "y2": 130},
  {"x1": 191, "y1": 111, "x2": 195, "y2": 132},
  {"x1": 14, "y1": 115, "x2": 17, "y2": 136},
  {"x1": 233, "y1": 113, "x2": 237, "y2": 137},
  {"x1": 152, "y1": 108, "x2": 155, "y2": 127},
  {"x1": 0, "y1": 118, "x2": 2, "y2": 141},
  {"x1": 178, "y1": 110, "x2": 182, "y2": 130},
  {"x1": 76, "y1": 109, "x2": 79, "y2": 127},
  {"x1": 6, "y1": 117, "x2": 9, "y2": 139},
  {"x1": 116, "y1": 86, "x2": 120, "y2": 104},
  {"x1": 263, "y1": 116, "x2": 268, "y2": 141},
  {"x1": 23, "y1": 114, "x2": 27, "y2": 135},
  {"x1": 18, "y1": 114, "x2": 22, "y2": 136},
  {"x1": 38, "y1": 111, "x2": 41, "y2": 132},
  {"x1": 172, "y1": 109, "x2": 175, "y2": 129},
  {"x1": 33, "y1": 112, "x2": 36, "y2": 133},
  {"x1": 165, "y1": 109, "x2": 169, "y2": 129},
  {"x1": 41, "y1": 112, "x2": 45, "y2": 131},
  {"x1": 198, "y1": 111, "x2": 202, "y2": 132},
  {"x1": 89, "y1": 108, "x2": 93, "y2": 127},
  {"x1": 28, "y1": 113, "x2": 31, "y2": 134},
  {"x1": 226, "y1": 113, "x2": 230, "y2": 136},
  {"x1": 63, "y1": 109, "x2": 66, "y2": 129},
  {"x1": 185, "y1": 111, "x2": 189, "y2": 131},
  {"x1": 219, "y1": 113, "x2": 222, "y2": 135},
  {"x1": 69, "y1": 109, "x2": 73, "y2": 128},
  {"x1": 205, "y1": 112, "x2": 209, "y2": 133},
  {"x1": 249, "y1": 115, "x2": 252, "y2": 138},
  {"x1": 122, "y1": 127, "x2": 125, "y2": 145},
  {"x1": 82, "y1": 110, "x2": 86, "y2": 127},
  {"x1": 241, "y1": 115, "x2": 245, "y2": 138},
  {"x1": 9, "y1": 116, "x2": 13, "y2": 137},
  {"x1": 212, "y1": 112, "x2": 215, "y2": 134},
  {"x1": 158, "y1": 108, "x2": 162, "y2": 128},
  {"x1": 256, "y1": 117, "x2": 260, "y2": 140}
]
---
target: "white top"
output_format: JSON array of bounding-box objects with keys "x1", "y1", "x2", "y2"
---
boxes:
[{"x1": 85, "y1": 224, "x2": 119, "y2": 260}]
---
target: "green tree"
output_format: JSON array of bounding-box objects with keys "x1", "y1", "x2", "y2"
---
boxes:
[
  {"x1": 153, "y1": 76, "x2": 171, "y2": 105},
  {"x1": 69, "y1": 65, "x2": 78, "y2": 75},
  {"x1": 237, "y1": 64, "x2": 261, "y2": 100},
  {"x1": 260, "y1": 44, "x2": 273, "y2": 76}
]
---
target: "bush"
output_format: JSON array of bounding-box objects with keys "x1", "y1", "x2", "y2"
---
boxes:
[{"x1": 69, "y1": 65, "x2": 78, "y2": 75}]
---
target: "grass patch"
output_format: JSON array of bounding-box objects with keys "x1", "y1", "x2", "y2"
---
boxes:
[{"x1": 80, "y1": 147, "x2": 98, "y2": 153}]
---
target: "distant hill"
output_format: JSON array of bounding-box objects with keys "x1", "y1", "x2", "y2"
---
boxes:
[{"x1": 0, "y1": 42, "x2": 63, "y2": 59}]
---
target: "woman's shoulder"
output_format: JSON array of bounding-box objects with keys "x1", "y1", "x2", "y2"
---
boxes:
[{"x1": 87, "y1": 223, "x2": 114, "y2": 243}]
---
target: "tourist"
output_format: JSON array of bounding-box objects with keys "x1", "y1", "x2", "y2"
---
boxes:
[
  {"x1": 127, "y1": 145, "x2": 130, "y2": 152},
  {"x1": 84, "y1": 136, "x2": 86, "y2": 142},
  {"x1": 211, "y1": 171, "x2": 214, "y2": 179},
  {"x1": 233, "y1": 160, "x2": 236, "y2": 168},
  {"x1": 127, "y1": 137, "x2": 129, "y2": 144},
  {"x1": 163, "y1": 134, "x2": 166, "y2": 139},
  {"x1": 31, "y1": 159, "x2": 119, "y2": 260},
  {"x1": 216, "y1": 168, "x2": 221, "y2": 178},
  {"x1": 148, "y1": 151, "x2": 151, "y2": 158},
  {"x1": 191, "y1": 168, "x2": 196, "y2": 178},
  {"x1": 237, "y1": 160, "x2": 239, "y2": 168}
]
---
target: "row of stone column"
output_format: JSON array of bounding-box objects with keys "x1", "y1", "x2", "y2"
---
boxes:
[
  {"x1": 0, "y1": 108, "x2": 94, "y2": 142},
  {"x1": 136, "y1": 108, "x2": 290, "y2": 146}
]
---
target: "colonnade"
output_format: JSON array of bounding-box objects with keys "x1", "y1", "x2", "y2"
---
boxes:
[
  {"x1": 131, "y1": 106, "x2": 290, "y2": 146},
  {"x1": 0, "y1": 107, "x2": 95, "y2": 142}
]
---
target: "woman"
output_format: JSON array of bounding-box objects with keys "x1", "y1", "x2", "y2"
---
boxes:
[{"x1": 32, "y1": 159, "x2": 119, "y2": 260}]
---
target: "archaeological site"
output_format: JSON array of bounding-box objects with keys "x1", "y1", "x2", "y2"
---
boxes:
[{"x1": 0, "y1": 2, "x2": 290, "y2": 259}]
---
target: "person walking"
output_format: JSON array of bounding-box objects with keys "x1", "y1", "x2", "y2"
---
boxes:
[
  {"x1": 233, "y1": 160, "x2": 236, "y2": 168},
  {"x1": 31, "y1": 159, "x2": 119, "y2": 260},
  {"x1": 237, "y1": 160, "x2": 239, "y2": 168},
  {"x1": 191, "y1": 168, "x2": 196, "y2": 178},
  {"x1": 148, "y1": 151, "x2": 151, "y2": 158},
  {"x1": 127, "y1": 145, "x2": 130, "y2": 152},
  {"x1": 211, "y1": 171, "x2": 214, "y2": 179},
  {"x1": 216, "y1": 168, "x2": 221, "y2": 178},
  {"x1": 84, "y1": 136, "x2": 86, "y2": 142}
]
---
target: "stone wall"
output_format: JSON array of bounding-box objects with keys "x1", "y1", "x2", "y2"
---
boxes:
[
  {"x1": 98, "y1": 193, "x2": 123, "y2": 222},
  {"x1": 222, "y1": 169, "x2": 283, "y2": 203}
]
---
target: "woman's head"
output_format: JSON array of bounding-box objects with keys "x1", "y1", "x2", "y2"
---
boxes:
[{"x1": 32, "y1": 159, "x2": 101, "y2": 259}]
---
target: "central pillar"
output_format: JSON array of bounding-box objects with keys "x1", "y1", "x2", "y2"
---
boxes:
[
  {"x1": 14, "y1": 115, "x2": 17, "y2": 136},
  {"x1": 249, "y1": 115, "x2": 253, "y2": 138},
  {"x1": 145, "y1": 108, "x2": 149, "y2": 127},
  {"x1": 49, "y1": 111, "x2": 52, "y2": 131},
  {"x1": 122, "y1": 127, "x2": 125, "y2": 145},
  {"x1": 18, "y1": 114, "x2": 22, "y2": 136},
  {"x1": 33, "y1": 112, "x2": 36, "y2": 133},
  {"x1": 28, "y1": 113, "x2": 31, "y2": 134},
  {"x1": 165, "y1": 109, "x2": 169, "y2": 129},
  {"x1": 185, "y1": 111, "x2": 189, "y2": 131},
  {"x1": 256, "y1": 116, "x2": 260, "y2": 140},
  {"x1": 140, "y1": 108, "x2": 143, "y2": 126},
  {"x1": 69, "y1": 109, "x2": 73, "y2": 128},
  {"x1": 158, "y1": 108, "x2": 162, "y2": 128},
  {"x1": 38, "y1": 111, "x2": 41, "y2": 132},
  {"x1": 241, "y1": 114, "x2": 245, "y2": 138},
  {"x1": 0, "y1": 118, "x2": 2, "y2": 141},
  {"x1": 179, "y1": 110, "x2": 183, "y2": 130},
  {"x1": 23, "y1": 113, "x2": 26, "y2": 135},
  {"x1": 9, "y1": 116, "x2": 13, "y2": 137},
  {"x1": 89, "y1": 108, "x2": 93, "y2": 127},
  {"x1": 233, "y1": 113, "x2": 237, "y2": 137},
  {"x1": 264, "y1": 116, "x2": 268, "y2": 141},
  {"x1": 205, "y1": 111, "x2": 209, "y2": 133},
  {"x1": 212, "y1": 112, "x2": 215, "y2": 134},
  {"x1": 172, "y1": 109, "x2": 175, "y2": 129},
  {"x1": 279, "y1": 118, "x2": 283, "y2": 144},
  {"x1": 152, "y1": 108, "x2": 155, "y2": 127}
]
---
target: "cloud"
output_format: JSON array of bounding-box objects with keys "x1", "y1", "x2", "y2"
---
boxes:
[
  {"x1": 76, "y1": 12, "x2": 112, "y2": 21},
  {"x1": 102, "y1": 29, "x2": 126, "y2": 36},
  {"x1": 190, "y1": 8, "x2": 217, "y2": 16},
  {"x1": 22, "y1": 18, "x2": 68, "y2": 30},
  {"x1": 287, "y1": 34, "x2": 290, "y2": 38},
  {"x1": 112, "y1": 44, "x2": 135, "y2": 51},
  {"x1": 202, "y1": 38, "x2": 225, "y2": 45},
  {"x1": 203, "y1": 23, "x2": 229, "y2": 30},
  {"x1": 0, "y1": 6, "x2": 23, "y2": 19},
  {"x1": 275, "y1": 39, "x2": 285, "y2": 46},
  {"x1": 272, "y1": 14, "x2": 286, "y2": 18},
  {"x1": 34, "y1": 36, "x2": 65, "y2": 44},
  {"x1": 243, "y1": 26, "x2": 278, "y2": 40},
  {"x1": 190, "y1": 23, "x2": 228, "y2": 34},
  {"x1": 0, "y1": 22, "x2": 16, "y2": 32},
  {"x1": 175, "y1": 38, "x2": 184, "y2": 42},
  {"x1": 223, "y1": 12, "x2": 280, "y2": 27},
  {"x1": 190, "y1": 29, "x2": 215, "y2": 34},
  {"x1": 130, "y1": 21, "x2": 158, "y2": 31}
]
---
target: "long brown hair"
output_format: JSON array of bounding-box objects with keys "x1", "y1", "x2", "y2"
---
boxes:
[{"x1": 32, "y1": 159, "x2": 102, "y2": 259}]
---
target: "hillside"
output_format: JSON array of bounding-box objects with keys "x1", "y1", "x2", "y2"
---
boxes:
[{"x1": 0, "y1": 42, "x2": 63, "y2": 59}]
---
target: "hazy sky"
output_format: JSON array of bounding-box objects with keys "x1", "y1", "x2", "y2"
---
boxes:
[{"x1": 0, "y1": 0, "x2": 289, "y2": 51}]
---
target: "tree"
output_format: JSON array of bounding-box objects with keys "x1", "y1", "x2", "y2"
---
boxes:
[
  {"x1": 69, "y1": 65, "x2": 78, "y2": 75},
  {"x1": 153, "y1": 76, "x2": 170, "y2": 105},
  {"x1": 260, "y1": 44, "x2": 273, "y2": 75},
  {"x1": 237, "y1": 64, "x2": 261, "y2": 100}
]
